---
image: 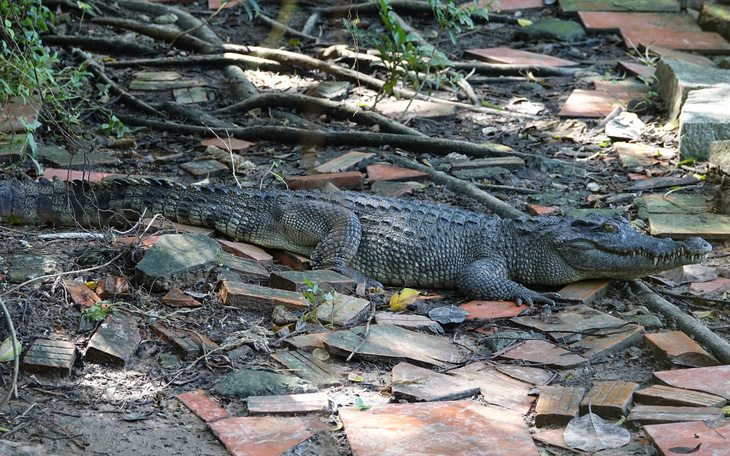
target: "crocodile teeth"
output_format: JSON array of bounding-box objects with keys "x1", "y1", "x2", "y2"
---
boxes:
[{"x1": 653, "y1": 256, "x2": 659, "y2": 266}]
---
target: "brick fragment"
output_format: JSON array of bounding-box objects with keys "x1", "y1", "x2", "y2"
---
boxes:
[
  {"x1": 96, "y1": 275, "x2": 130, "y2": 299},
  {"x1": 86, "y1": 311, "x2": 141, "y2": 366},
  {"x1": 247, "y1": 392, "x2": 329, "y2": 414},
  {"x1": 315, "y1": 151, "x2": 374, "y2": 173},
  {"x1": 177, "y1": 389, "x2": 229, "y2": 422},
  {"x1": 268, "y1": 249, "x2": 311, "y2": 271},
  {"x1": 63, "y1": 279, "x2": 100, "y2": 310},
  {"x1": 269, "y1": 269, "x2": 355, "y2": 293},
  {"x1": 556, "y1": 279, "x2": 613, "y2": 304},
  {"x1": 161, "y1": 287, "x2": 202, "y2": 308},
  {"x1": 180, "y1": 159, "x2": 228, "y2": 177},
  {"x1": 23, "y1": 339, "x2": 77, "y2": 376},
  {"x1": 627, "y1": 405, "x2": 724, "y2": 424},
  {"x1": 220, "y1": 280, "x2": 309, "y2": 310},
  {"x1": 285, "y1": 171, "x2": 363, "y2": 190},
  {"x1": 644, "y1": 331, "x2": 719, "y2": 366},
  {"x1": 535, "y1": 385, "x2": 586, "y2": 427},
  {"x1": 366, "y1": 164, "x2": 428, "y2": 182},
  {"x1": 580, "y1": 381, "x2": 638, "y2": 418},
  {"x1": 150, "y1": 322, "x2": 219, "y2": 360},
  {"x1": 218, "y1": 240, "x2": 273, "y2": 266},
  {"x1": 634, "y1": 384, "x2": 727, "y2": 407}
]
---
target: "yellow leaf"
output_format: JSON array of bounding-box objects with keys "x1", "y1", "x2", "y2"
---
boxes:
[
  {"x1": 662, "y1": 119, "x2": 679, "y2": 131},
  {"x1": 389, "y1": 288, "x2": 420, "y2": 311},
  {"x1": 86, "y1": 281, "x2": 97, "y2": 289},
  {"x1": 348, "y1": 372, "x2": 364, "y2": 382},
  {"x1": 517, "y1": 18, "x2": 533, "y2": 26},
  {"x1": 0, "y1": 337, "x2": 21, "y2": 362},
  {"x1": 331, "y1": 421, "x2": 344, "y2": 431}
]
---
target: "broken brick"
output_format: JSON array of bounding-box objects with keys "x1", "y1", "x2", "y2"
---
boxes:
[
  {"x1": 267, "y1": 249, "x2": 311, "y2": 271},
  {"x1": 285, "y1": 332, "x2": 329, "y2": 350},
  {"x1": 271, "y1": 350, "x2": 343, "y2": 386},
  {"x1": 315, "y1": 294, "x2": 370, "y2": 326},
  {"x1": 23, "y1": 339, "x2": 77, "y2": 376},
  {"x1": 150, "y1": 322, "x2": 219, "y2": 361},
  {"x1": 580, "y1": 381, "x2": 638, "y2": 418},
  {"x1": 653, "y1": 365, "x2": 730, "y2": 399},
  {"x1": 460, "y1": 300, "x2": 529, "y2": 320},
  {"x1": 449, "y1": 362, "x2": 536, "y2": 414},
  {"x1": 285, "y1": 171, "x2": 363, "y2": 190},
  {"x1": 269, "y1": 269, "x2": 355, "y2": 294},
  {"x1": 465, "y1": 47, "x2": 576, "y2": 67},
  {"x1": 644, "y1": 421, "x2": 730, "y2": 455},
  {"x1": 247, "y1": 392, "x2": 329, "y2": 414},
  {"x1": 499, "y1": 340, "x2": 587, "y2": 368},
  {"x1": 314, "y1": 151, "x2": 374, "y2": 173},
  {"x1": 620, "y1": 27, "x2": 730, "y2": 54},
  {"x1": 63, "y1": 279, "x2": 101, "y2": 310},
  {"x1": 634, "y1": 384, "x2": 727, "y2": 408},
  {"x1": 366, "y1": 164, "x2": 428, "y2": 182},
  {"x1": 209, "y1": 416, "x2": 328, "y2": 456},
  {"x1": 86, "y1": 311, "x2": 141, "y2": 366},
  {"x1": 180, "y1": 159, "x2": 229, "y2": 177},
  {"x1": 161, "y1": 288, "x2": 202, "y2": 308},
  {"x1": 177, "y1": 389, "x2": 230, "y2": 422},
  {"x1": 220, "y1": 280, "x2": 309, "y2": 310},
  {"x1": 200, "y1": 137, "x2": 254, "y2": 151},
  {"x1": 95, "y1": 275, "x2": 130, "y2": 299},
  {"x1": 556, "y1": 279, "x2": 613, "y2": 304},
  {"x1": 627, "y1": 405, "x2": 724, "y2": 424},
  {"x1": 218, "y1": 240, "x2": 273, "y2": 266},
  {"x1": 644, "y1": 331, "x2": 719, "y2": 367},
  {"x1": 374, "y1": 313, "x2": 435, "y2": 328},
  {"x1": 534, "y1": 385, "x2": 586, "y2": 427},
  {"x1": 391, "y1": 362, "x2": 480, "y2": 402}
]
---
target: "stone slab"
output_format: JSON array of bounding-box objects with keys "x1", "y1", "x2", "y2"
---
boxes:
[
  {"x1": 219, "y1": 253, "x2": 269, "y2": 282},
  {"x1": 177, "y1": 389, "x2": 230, "y2": 422},
  {"x1": 366, "y1": 164, "x2": 429, "y2": 182},
  {"x1": 650, "y1": 45, "x2": 717, "y2": 68},
  {"x1": 211, "y1": 369, "x2": 315, "y2": 398},
  {"x1": 269, "y1": 269, "x2": 355, "y2": 294},
  {"x1": 699, "y1": 2, "x2": 730, "y2": 41},
  {"x1": 572, "y1": 325, "x2": 645, "y2": 358},
  {"x1": 644, "y1": 421, "x2": 730, "y2": 456},
  {"x1": 315, "y1": 294, "x2": 371, "y2": 326},
  {"x1": 218, "y1": 240, "x2": 273, "y2": 266},
  {"x1": 578, "y1": 11, "x2": 699, "y2": 32},
  {"x1": 642, "y1": 193, "x2": 709, "y2": 214},
  {"x1": 460, "y1": 300, "x2": 529, "y2": 320},
  {"x1": 22, "y1": 339, "x2": 77, "y2": 376},
  {"x1": 634, "y1": 384, "x2": 727, "y2": 407},
  {"x1": 271, "y1": 350, "x2": 343, "y2": 386},
  {"x1": 209, "y1": 416, "x2": 328, "y2": 456},
  {"x1": 625, "y1": 175, "x2": 700, "y2": 191},
  {"x1": 648, "y1": 213, "x2": 730, "y2": 239},
  {"x1": 39, "y1": 145, "x2": 118, "y2": 169},
  {"x1": 645, "y1": 331, "x2": 719, "y2": 367},
  {"x1": 324, "y1": 324, "x2": 465, "y2": 367},
  {"x1": 710, "y1": 139, "x2": 730, "y2": 174},
  {"x1": 498, "y1": 340, "x2": 587, "y2": 367},
  {"x1": 534, "y1": 385, "x2": 586, "y2": 427},
  {"x1": 173, "y1": 87, "x2": 207, "y2": 104},
  {"x1": 559, "y1": 0, "x2": 680, "y2": 12},
  {"x1": 627, "y1": 404, "x2": 724, "y2": 424},
  {"x1": 370, "y1": 180, "x2": 423, "y2": 197},
  {"x1": 496, "y1": 365, "x2": 553, "y2": 386},
  {"x1": 285, "y1": 171, "x2": 363, "y2": 190},
  {"x1": 391, "y1": 362, "x2": 480, "y2": 402},
  {"x1": 680, "y1": 87, "x2": 730, "y2": 161},
  {"x1": 285, "y1": 332, "x2": 329, "y2": 350},
  {"x1": 314, "y1": 151, "x2": 374, "y2": 173},
  {"x1": 247, "y1": 392, "x2": 329, "y2": 414},
  {"x1": 580, "y1": 381, "x2": 638, "y2": 418},
  {"x1": 655, "y1": 58, "x2": 730, "y2": 121},
  {"x1": 512, "y1": 304, "x2": 628, "y2": 342},
  {"x1": 464, "y1": 47, "x2": 577, "y2": 67},
  {"x1": 449, "y1": 362, "x2": 536, "y2": 414},
  {"x1": 653, "y1": 365, "x2": 730, "y2": 399},
  {"x1": 220, "y1": 280, "x2": 309, "y2": 310},
  {"x1": 86, "y1": 311, "x2": 141, "y2": 366},
  {"x1": 340, "y1": 401, "x2": 538, "y2": 456}
]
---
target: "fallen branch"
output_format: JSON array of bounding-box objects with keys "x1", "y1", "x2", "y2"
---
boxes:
[
  {"x1": 43, "y1": 35, "x2": 158, "y2": 56},
  {"x1": 257, "y1": 13, "x2": 319, "y2": 43},
  {"x1": 89, "y1": 17, "x2": 216, "y2": 53},
  {"x1": 629, "y1": 279, "x2": 730, "y2": 364},
  {"x1": 384, "y1": 153, "x2": 527, "y2": 219},
  {"x1": 113, "y1": 113, "x2": 525, "y2": 159},
  {"x1": 102, "y1": 53, "x2": 285, "y2": 72},
  {"x1": 213, "y1": 92, "x2": 425, "y2": 136}
]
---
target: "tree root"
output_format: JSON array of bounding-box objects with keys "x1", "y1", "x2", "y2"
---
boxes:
[
  {"x1": 43, "y1": 35, "x2": 158, "y2": 56},
  {"x1": 102, "y1": 53, "x2": 286, "y2": 72}
]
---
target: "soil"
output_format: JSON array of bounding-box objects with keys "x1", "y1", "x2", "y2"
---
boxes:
[{"x1": 1, "y1": 0, "x2": 729, "y2": 455}]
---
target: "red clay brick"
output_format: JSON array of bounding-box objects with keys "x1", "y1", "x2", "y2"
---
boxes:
[
  {"x1": 648, "y1": 45, "x2": 717, "y2": 67},
  {"x1": 63, "y1": 279, "x2": 100, "y2": 310},
  {"x1": 644, "y1": 331, "x2": 719, "y2": 366},
  {"x1": 23, "y1": 339, "x2": 77, "y2": 376},
  {"x1": 578, "y1": 11, "x2": 699, "y2": 32},
  {"x1": 220, "y1": 280, "x2": 309, "y2": 310},
  {"x1": 95, "y1": 275, "x2": 130, "y2": 299},
  {"x1": 535, "y1": 385, "x2": 586, "y2": 427},
  {"x1": 580, "y1": 381, "x2": 638, "y2": 418},
  {"x1": 620, "y1": 27, "x2": 730, "y2": 53},
  {"x1": 200, "y1": 137, "x2": 254, "y2": 151},
  {"x1": 86, "y1": 312, "x2": 141, "y2": 366},
  {"x1": 377, "y1": 100, "x2": 456, "y2": 120},
  {"x1": 557, "y1": 279, "x2": 613, "y2": 304},
  {"x1": 209, "y1": 416, "x2": 328, "y2": 456},
  {"x1": 449, "y1": 362, "x2": 536, "y2": 414},
  {"x1": 247, "y1": 392, "x2": 329, "y2": 414},
  {"x1": 267, "y1": 249, "x2": 311, "y2": 271},
  {"x1": 150, "y1": 322, "x2": 219, "y2": 360},
  {"x1": 465, "y1": 47, "x2": 576, "y2": 67},
  {"x1": 558, "y1": 89, "x2": 643, "y2": 117},
  {"x1": 499, "y1": 340, "x2": 587, "y2": 368},
  {"x1": 162, "y1": 287, "x2": 202, "y2": 308},
  {"x1": 627, "y1": 405, "x2": 724, "y2": 424},
  {"x1": 374, "y1": 313, "x2": 435, "y2": 328},
  {"x1": 285, "y1": 171, "x2": 363, "y2": 190},
  {"x1": 634, "y1": 384, "x2": 727, "y2": 408},
  {"x1": 315, "y1": 151, "x2": 374, "y2": 173},
  {"x1": 644, "y1": 421, "x2": 730, "y2": 455},
  {"x1": 366, "y1": 164, "x2": 428, "y2": 182},
  {"x1": 653, "y1": 365, "x2": 730, "y2": 400},
  {"x1": 527, "y1": 204, "x2": 559, "y2": 216},
  {"x1": 177, "y1": 390, "x2": 229, "y2": 422},
  {"x1": 218, "y1": 240, "x2": 273, "y2": 266},
  {"x1": 392, "y1": 362, "x2": 480, "y2": 402},
  {"x1": 460, "y1": 300, "x2": 529, "y2": 320}
]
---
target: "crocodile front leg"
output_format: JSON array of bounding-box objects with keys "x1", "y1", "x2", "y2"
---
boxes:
[{"x1": 457, "y1": 259, "x2": 559, "y2": 306}]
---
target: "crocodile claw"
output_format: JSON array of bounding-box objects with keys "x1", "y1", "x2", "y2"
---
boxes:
[{"x1": 515, "y1": 291, "x2": 560, "y2": 307}]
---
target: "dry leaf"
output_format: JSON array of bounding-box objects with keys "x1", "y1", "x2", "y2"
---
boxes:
[{"x1": 389, "y1": 288, "x2": 420, "y2": 311}]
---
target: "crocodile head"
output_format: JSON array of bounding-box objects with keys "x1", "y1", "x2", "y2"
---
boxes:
[{"x1": 546, "y1": 213, "x2": 712, "y2": 281}]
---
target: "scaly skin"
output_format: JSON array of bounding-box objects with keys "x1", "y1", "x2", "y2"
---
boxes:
[{"x1": 0, "y1": 178, "x2": 712, "y2": 305}]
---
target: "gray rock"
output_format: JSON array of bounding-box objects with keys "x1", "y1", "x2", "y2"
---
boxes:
[
  {"x1": 519, "y1": 18, "x2": 586, "y2": 42},
  {"x1": 135, "y1": 233, "x2": 223, "y2": 292},
  {"x1": 710, "y1": 140, "x2": 730, "y2": 174},
  {"x1": 605, "y1": 112, "x2": 645, "y2": 141},
  {"x1": 655, "y1": 59, "x2": 730, "y2": 120},
  {"x1": 6, "y1": 255, "x2": 61, "y2": 283},
  {"x1": 624, "y1": 314, "x2": 664, "y2": 330},
  {"x1": 211, "y1": 369, "x2": 316, "y2": 398},
  {"x1": 679, "y1": 87, "x2": 730, "y2": 161}
]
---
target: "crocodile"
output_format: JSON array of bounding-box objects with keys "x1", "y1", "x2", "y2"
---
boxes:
[{"x1": 0, "y1": 177, "x2": 712, "y2": 305}]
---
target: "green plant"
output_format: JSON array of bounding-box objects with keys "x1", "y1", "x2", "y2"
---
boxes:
[
  {"x1": 81, "y1": 301, "x2": 118, "y2": 323},
  {"x1": 99, "y1": 114, "x2": 144, "y2": 138},
  {"x1": 300, "y1": 278, "x2": 336, "y2": 326}
]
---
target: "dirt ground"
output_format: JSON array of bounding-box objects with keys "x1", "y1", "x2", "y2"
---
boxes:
[{"x1": 1, "y1": 0, "x2": 729, "y2": 455}]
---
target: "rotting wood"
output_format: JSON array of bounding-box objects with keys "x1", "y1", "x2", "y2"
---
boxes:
[
  {"x1": 385, "y1": 153, "x2": 527, "y2": 220},
  {"x1": 629, "y1": 280, "x2": 730, "y2": 365}
]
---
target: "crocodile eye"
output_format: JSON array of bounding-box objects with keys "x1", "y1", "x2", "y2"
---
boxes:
[{"x1": 603, "y1": 223, "x2": 617, "y2": 233}]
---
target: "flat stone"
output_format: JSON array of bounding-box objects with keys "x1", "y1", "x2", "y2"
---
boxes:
[
  {"x1": 180, "y1": 159, "x2": 228, "y2": 177},
  {"x1": 39, "y1": 145, "x2": 117, "y2": 169},
  {"x1": 645, "y1": 331, "x2": 720, "y2": 367},
  {"x1": 285, "y1": 171, "x2": 363, "y2": 190},
  {"x1": 285, "y1": 332, "x2": 329, "y2": 350},
  {"x1": 558, "y1": 89, "x2": 642, "y2": 118},
  {"x1": 271, "y1": 350, "x2": 343, "y2": 386},
  {"x1": 269, "y1": 269, "x2": 355, "y2": 294},
  {"x1": 556, "y1": 279, "x2": 613, "y2": 304},
  {"x1": 96, "y1": 275, "x2": 130, "y2": 299},
  {"x1": 377, "y1": 100, "x2": 456, "y2": 120},
  {"x1": 200, "y1": 137, "x2": 254, "y2": 151},
  {"x1": 150, "y1": 322, "x2": 219, "y2": 360},
  {"x1": 690, "y1": 276, "x2": 730, "y2": 295},
  {"x1": 449, "y1": 362, "x2": 536, "y2": 414},
  {"x1": 370, "y1": 180, "x2": 423, "y2": 197},
  {"x1": 698, "y1": 2, "x2": 730, "y2": 41},
  {"x1": 570, "y1": 325, "x2": 645, "y2": 358},
  {"x1": 173, "y1": 87, "x2": 207, "y2": 104},
  {"x1": 247, "y1": 392, "x2": 329, "y2": 414},
  {"x1": 653, "y1": 365, "x2": 730, "y2": 399},
  {"x1": 324, "y1": 324, "x2": 465, "y2": 367},
  {"x1": 710, "y1": 139, "x2": 730, "y2": 174},
  {"x1": 314, "y1": 151, "x2": 374, "y2": 173},
  {"x1": 655, "y1": 58, "x2": 730, "y2": 121},
  {"x1": 7, "y1": 255, "x2": 60, "y2": 284},
  {"x1": 560, "y1": 0, "x2": 679, "y2": 12},
  {"x1": 644, "y1": 421, "x2": 730, "y2": 455},
  {"x1": 464, "y1": 47, "x2": 576, "y2": 67},
  {"x1": 0, "y1": 98, "x2": 39, "y2": 133},
  {"x1": 498, "y1": 340, "x2": 587, "y2": 367},
  {"x1": 580, "y1": 381, "x2": 638, "y2": 418},
  {"x1": 161, "y1": 287, "x2": 202, "y2": 308},
  {"x1": 218, "y1": 240, "x2": 273, "y2": 266},
  {"x1": 366, "y1": 164, "x2": 429, "y2": 182},
  {"x1": 211, "y1": 369, "x2": 316, "y2": 398},
  {"x1": 634, "y1": 384, "x2": 727, "y2": 407},
  {"x1": 578, "y1": 11, "x2": 699, "y2": 32},
  {"x1": 177, "y1": 390, "x2": 230, "y2": 422},
  {"x1": 209, "y1": 416, "x2": 328, "y2": 456},
  {"x1": 627, "y1": 405, "x2": 724, "y2": 424},
  {"x1": 86, "y1": 311, "x2": 141, "y2": 366},
  {"x1": 63, "y1": 279, "x2": 100, "y2": 310},
  {"x1": 460, "y1": 300, "x2": 529, "y2": 320},
  {"x1": 22, "y1": 339, "x2": 77, "y2": 376},
  {"x1": 220, "y1": 280, "x2": 309, "y2": 310},
  {"x1": 267, "y1": 249, "x2": 311, "y2": 270},
  {"x1": 315, "y1": 294, "x2": 370, "y2": 327},
  {"x1": 519, "y1": 18, "x2": 586, "y2": 42},
  {"x1": 626, "y1": 176, "x2": 700, "y2": 192},
  {"x1": 534, "y1": 385, "x2": 586, "y2": 427},
  {"x1": 135, "y1": 233, "x2": 223, "y2": 292},
  {"x1": 340, "y1": 401, "x2": 537, "y2": 456},
  {"x1": 375, "y1": 313, "x2": 435, "y2": 328},
  {"x1": 391, "y1": 362, "x2": 480, "y2": 402},
  {"x1": 680, "y1": 87, "x2": 730, "y2": 161},
  {"x1": 648, "y1": 213, "x2": 730, "y2": 239}
]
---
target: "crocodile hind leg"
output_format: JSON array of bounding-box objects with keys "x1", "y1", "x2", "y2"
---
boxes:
[{"x1": 277, "y1": 200, "x2": 383, "y2": 288}]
